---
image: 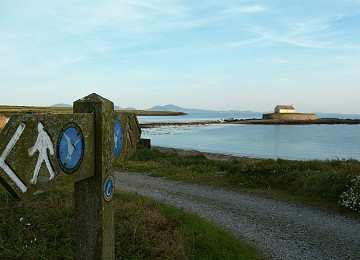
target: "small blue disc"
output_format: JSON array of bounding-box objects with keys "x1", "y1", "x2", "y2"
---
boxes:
[{"x1": 103, "y1": 174, "x2": 115, "y2": 202}]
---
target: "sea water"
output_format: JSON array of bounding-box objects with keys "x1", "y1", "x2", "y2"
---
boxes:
[
  {"x1": 4, "y1": 113, "x2": 360, "y2": 160},
  {"x1": 138, "y1": 112, "x2": 360, "y2": 123},
  {"x1": 137, "y1": 112, "x2": 263, "y2": 123},
  {"x1": 139, "y1": 113, "x2": 360, "y2": 160}
]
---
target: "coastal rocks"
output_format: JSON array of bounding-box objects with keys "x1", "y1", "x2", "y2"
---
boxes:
[
  {"x1": 240, "y1": 118, "x2": 360, "y2": 125},
  {"x1": 262, "y1": 113, "x2": 317, "y2": 120},
  {"x1": 140, "y1": 118, "x2": 360, "y2": 128}
]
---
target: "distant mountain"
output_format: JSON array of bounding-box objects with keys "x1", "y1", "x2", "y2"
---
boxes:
[
  {"x1": 51, "y1": 104, "x2": 136, "y2": 110},
  {"x1": 147, "y1": 104, "x2": 257, "y2": 114},
  {"x1": 51, "y1": 103, "x2": 72, "y2": 107},
  {"x1": 50, "y1": 103, "x2": 259, "y2": 114},
  {"x1": 115, "y1": 105, "x2": 136, "y2": 110},
  {"x1": 147, "y1": 104, "x2": 207, "y2": 113}
]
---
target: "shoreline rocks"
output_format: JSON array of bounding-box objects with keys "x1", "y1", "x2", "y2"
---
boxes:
[{"x1": 140, "y1": 118, "x2": 360, "y2": 128}]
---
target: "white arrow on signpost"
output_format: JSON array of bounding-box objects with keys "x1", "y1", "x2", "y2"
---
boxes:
[{"x1": 0, "y1": 123, "x2": 27, "y2": 192}]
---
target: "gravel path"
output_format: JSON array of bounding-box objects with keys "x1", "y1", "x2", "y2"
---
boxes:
[{"x1": 116, "y1": 171, "x2": 360, "y2": 260}]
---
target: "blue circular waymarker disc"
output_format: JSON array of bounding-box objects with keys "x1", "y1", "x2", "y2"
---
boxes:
[
  {"x1": 57, "y1": 122, "x2": 84, "y2": 174},
  {"x1": 114, "y1": 120, "x2": 123, "y2": 157},
  {"x1": 103, "y1": 174, "x2": 115, "y2": 202}
]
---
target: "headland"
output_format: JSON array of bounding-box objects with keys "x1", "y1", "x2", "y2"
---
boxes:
[
  {"x1": 0, "y1": 105, "x2": 186, "y2": 117},
  {"x1": 140, "y1": 117, "x2": 360, "y2": 128}
]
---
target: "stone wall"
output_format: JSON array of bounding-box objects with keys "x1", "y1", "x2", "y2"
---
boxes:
[
  {"x1": 262, "y1": 113, "x2": 317, "y2": 120},
  {"x1": 0, "y1": 115, "x2": 6, "y2": 130}
]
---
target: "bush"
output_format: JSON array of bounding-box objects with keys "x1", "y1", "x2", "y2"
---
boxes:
[{"x1": 339, "y1": 176, "x2": 360, "y2": 212}]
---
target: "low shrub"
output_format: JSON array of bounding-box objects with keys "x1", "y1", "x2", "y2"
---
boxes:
[{"x1": 339, "y1": 176, "x2": 360, "y2": 212}]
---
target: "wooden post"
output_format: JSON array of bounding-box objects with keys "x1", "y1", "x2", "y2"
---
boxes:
[{"x1": 73, "y1": 93, "x2": 115, "y2": 259}]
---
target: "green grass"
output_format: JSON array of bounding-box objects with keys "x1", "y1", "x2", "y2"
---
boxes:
[
  {"x1": 116, "y1": 192, "x2": 262, "y2": 259},
  {"x1": 0, "y1": 185, "x2": 262, "y2": 259},
  {"x1": 0, "y1": 105, "x2": 73, "y2": 116},
  {"x1": 0, "y1": 105, "x2": 184, "y2": 117},
  {"x1": 120, "y1": 148, "x2": 360, "y2": 217},
  {"x1": 2, "y1": 148, "x2": 358, "y2": 258}
]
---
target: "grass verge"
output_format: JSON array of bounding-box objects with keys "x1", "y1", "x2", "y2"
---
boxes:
[
  {"x1": 0, "y1": 185, "x2": 262, "y2": 259},
  {"x1": 0, "y1": 105, "x2": 183, "y2": 117},
  {"x1": 120, "y1": 148, "x2": 360, "y2": 218},
  {"x1": 116, "y1": 191, "x2": 262, "y2": 259}
]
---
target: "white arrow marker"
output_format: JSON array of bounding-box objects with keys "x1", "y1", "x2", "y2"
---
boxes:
[{"x1": 0, "y1": 123, "x2": 27, "y2": 192}]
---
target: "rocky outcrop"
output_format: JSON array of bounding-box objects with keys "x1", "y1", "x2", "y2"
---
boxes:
[{"x1": 262, "y1": 113, "x2": 317, "y2": 120}]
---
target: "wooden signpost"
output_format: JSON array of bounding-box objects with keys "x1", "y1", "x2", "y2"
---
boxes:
[
  {"x1": 0, "y1": 93, "x2": 141, "y2": 259},
  {"x1": 0, "y1": 113, "x2": 95, "y2": 198}
]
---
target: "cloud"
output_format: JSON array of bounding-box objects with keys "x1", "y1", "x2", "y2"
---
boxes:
[
  {"x1": 0, "y1": 1, "x2": 359, "y2": 112},
  {"x1": 247, "y1": 16, "x2": 339, "y2": 50},
  {"x1": 224, "y1": 5, "x2": 266, "y2": 14}
]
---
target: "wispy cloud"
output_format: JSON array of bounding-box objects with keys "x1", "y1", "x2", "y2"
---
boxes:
[
  {"x1": 1, "y1": 1, "x2": 360, "y2": 112},
  {"x1": 247, "y1": 14, "x2": 354, "y2": 50},
  {"x1": 224, "y1": 5, "x2": 266, "y2": 14}
]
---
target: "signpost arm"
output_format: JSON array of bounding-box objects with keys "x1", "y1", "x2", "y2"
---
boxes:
[{"x1": 73, "y1": 93, "x2": 115, "y2": 259}]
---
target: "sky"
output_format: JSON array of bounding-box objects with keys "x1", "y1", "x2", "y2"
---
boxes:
[{"x1": 1, "y1": 1, "x2": 360, "y2": 113}]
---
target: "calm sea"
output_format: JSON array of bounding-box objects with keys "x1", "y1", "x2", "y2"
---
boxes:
[{"x1": 138, "y1": 112, "x2": 360, "y2": 160}]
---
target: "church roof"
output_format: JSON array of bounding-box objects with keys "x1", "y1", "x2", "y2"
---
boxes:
[{"x1": 275, "y1": 105, "x2": 295, "y2": 110}]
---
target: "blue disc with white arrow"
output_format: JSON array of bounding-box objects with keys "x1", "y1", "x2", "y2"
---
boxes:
[
  {"x1": 57, "y1": 122, "x2": 84, "y2": 174},
  {"x1": 114, "y1": 120, "x2": 123, "y2": 157}
]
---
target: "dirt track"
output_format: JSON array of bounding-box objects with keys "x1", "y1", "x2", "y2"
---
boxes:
[{"x1": 116, "y1": 171, "x2": 360, "y2": 260}]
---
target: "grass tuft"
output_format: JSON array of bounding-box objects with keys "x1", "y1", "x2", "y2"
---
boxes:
[
  {"x1": 0, "y1": 185, "x2": 261, "y2": 259},
  {"x1": 116, "y1": 192, "x2": 261, "y2": 259},
  {"x1": 0, "y1": 187, "x2": 75, "y2": 259}
]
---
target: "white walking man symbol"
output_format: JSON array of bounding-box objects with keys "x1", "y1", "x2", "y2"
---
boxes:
[{"x1": 28, "y1": 122, "x2": 55, "y2": 184}]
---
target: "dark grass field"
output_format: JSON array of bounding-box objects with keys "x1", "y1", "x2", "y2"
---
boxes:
[{"x1": 0, "y1": 185, "x2": 262, "y2": 259}]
